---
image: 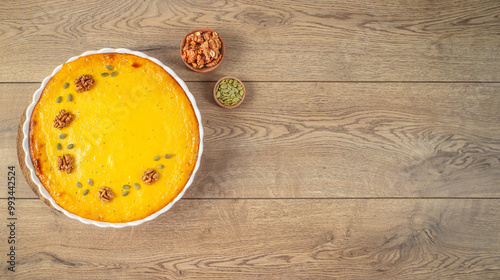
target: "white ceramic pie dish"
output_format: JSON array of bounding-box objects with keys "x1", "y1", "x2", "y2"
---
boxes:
[{"x1": 22, "y1": 48, "x2": 204, "y2": 228}]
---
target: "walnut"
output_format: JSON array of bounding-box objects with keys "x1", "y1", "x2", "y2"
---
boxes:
[
  {"x1": 196, "y1": 54, "x2": 205, "y2": 68},
  {"x1": 202, "y1": 31, "x2": 211, "y2": 41},
  {"x1": 205, "y1": 60, "x2": 219, "y2": 68},
  {"x1": 57, "y1": 154, "x2": 74, "y2": 174},
  {"x1": 53, "y1": 109, "x2": 75, "y2": 129},
  {"x1": 74, "y1": 74, "x2": 94, "y2": 93},
  {"x1": 194, "y1": 31, "x2": 203, "y2": 43},
  {"x1": 212, "y1": 32, "x2": 221, "y2": 49},
  {"x1": 186, "y1": 49, "x2": 196, "y2": 63},
  {"x1": 185, "y1": 34, "x2": 193, "y2": 45},
  {"x1": 141, "y1": 168, "x2": 159, "y2": 185},
  {"x1": 200, "y1": 41, "x2": 210, "y2": 62},
  {"x1": 97, "y1": 187, "x2": 114, "y2": 203}
]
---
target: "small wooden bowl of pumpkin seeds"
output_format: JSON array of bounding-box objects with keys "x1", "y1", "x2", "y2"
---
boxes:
[{"x1": 213, "y1": 76, "x2": 246, "y2": 109}]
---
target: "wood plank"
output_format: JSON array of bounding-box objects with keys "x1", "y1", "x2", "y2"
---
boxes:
[
  {"x1": 3, "y1": 82, "x2": 500, "y2": 199},
  {"x1": 1, "y1": 84, "x2": 34, "y2": 198},
  {"x1": 0, "y1": 199, "x2": 499, "y2": 279},
  {"x1": 0, "y1": 0, "x2": 499, "y2": 82}
]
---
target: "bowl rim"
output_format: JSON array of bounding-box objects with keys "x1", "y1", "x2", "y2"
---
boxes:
[
  {"x1": 213, "y1": 76, "x2": 246, "y2": 109},
  {"x1": 180, "y1": 27, "x2": 224, "y2": 73},
  {"x1": 22, "y1": 48, "x2": 204, "y2": 228}
]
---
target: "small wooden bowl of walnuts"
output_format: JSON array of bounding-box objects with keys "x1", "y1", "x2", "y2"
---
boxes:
[{"x1": 181, "y1": 28, "x2": 224, "y2": 73}]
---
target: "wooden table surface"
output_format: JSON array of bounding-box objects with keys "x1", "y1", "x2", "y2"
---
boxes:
[{"x1": 1, "y1": 1, "x2": 500, "y2": 279}]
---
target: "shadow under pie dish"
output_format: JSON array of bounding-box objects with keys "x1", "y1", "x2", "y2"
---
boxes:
[{"x1": 22, "y1": 48, "x2": 204, "y2": 228}]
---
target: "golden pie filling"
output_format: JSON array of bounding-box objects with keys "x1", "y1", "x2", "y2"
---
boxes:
[{"x1": 29, "y1": 53, "x2": 200, "y2": 223}]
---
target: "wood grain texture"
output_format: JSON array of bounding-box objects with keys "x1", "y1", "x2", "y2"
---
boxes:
[
  {"x1": 6, "y1": 82, "x2": 500, "y2": 199},
  {"x1": 2, "y1": 1, "x2": 500, "y2": 278},
  {"x1": 0, "y1": 0, "x2": 499, "y2": 82},
  {"x1": 0, "y1": 199, "x2": 499, "y2": 279}
]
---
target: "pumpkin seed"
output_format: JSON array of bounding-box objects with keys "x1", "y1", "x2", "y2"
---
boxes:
[
  {"x1": 56, "y1": 143, "x2": 62, "y2": 150},
  {"x1": 63, "y1": 82, "x2": 69, "y2": 89},
  {"x1": 106, "y1": 65, "x2": 114, "y2": 70},
  {"x1": 88, "y1": 179, "x2": 93, "y2": 186},
  {"x1": 56, "y1": 96, "x2": 62, "y2": 103},
  {"x1": 123, "y1": 185, "x2": 131, "y2": 189},
  {"x1": 59, "y1": 133, "x2": 67, "y2": 139},
  {"x1": 165, "y1": 154, "x2": 173, "y2": 158},
  {"x1": 101, "y1": 72, "x2": 109, "y2": 77},
  {"x1": 76, "y1": 182, "x2": 82, "y2": 188},
  {"x1": 220, "y1": 84, "x2": 227, "y2": 89},
  {"x1": 110, "y1": 71, "x2": 118, "y2": 77},
  {"x1": 154, "y1": 156, "x2": 161, "y2": 161},
  {"x1": 158, "y1": 164, "x2": 164, "y2": 169},
  {"x1": 134, "y1": 183, "x2": 140, "y2": 190},
  {"x1": 67, "y1": 144, "x2": 74, "y2": 149},
  {"x1": 122, "y1": 191, "x2": 129, "y2": 196},
  {"x1": 83, "y1": 189, "x2": 89, "y2": 196},
  {"x1": 68, "y1": 94, "x2": 73, "y2": 102}
]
